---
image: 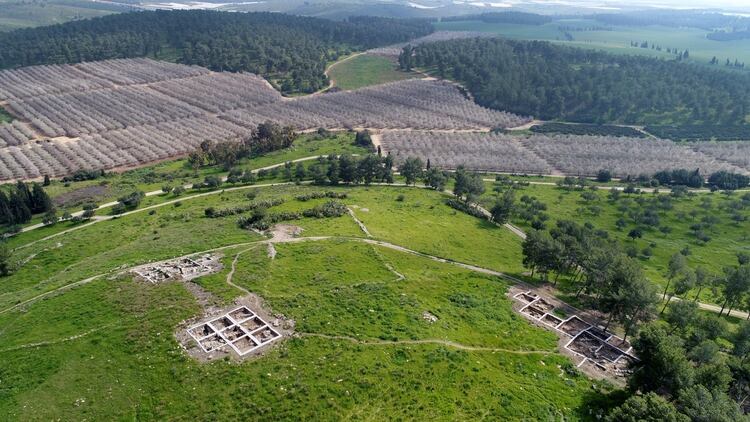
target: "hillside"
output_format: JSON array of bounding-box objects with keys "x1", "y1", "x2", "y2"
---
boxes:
[
  {"x1": 402, "y1": 37, "x2": 750, "y2": 127},
  {"x1": 0, "y1": 10, "x2": 432, "y2": 93}
]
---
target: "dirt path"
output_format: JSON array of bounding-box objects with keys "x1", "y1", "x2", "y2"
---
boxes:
[
  {"x1": 506, "y1": 120, "x2": 544, "y2": 131},
  {"x1": 320, "y1": 52, "x2": 366, "y2": 93},
  {"x1": 18, "y1": 157, "x2": 328, "y2": 237},
  {"x1": 0, "y1": 324, "x2": 113, "y2": 353},
  {"x1": 480, "y1": 178, "x2": 750, "y2": 195},
  {"x1": 0, "y1": 273, "x2": 106, "y2": 315},
  {"x1": 15, "y1": 180, "x2": 302, "y2": 250},
  {"x1": 347, "y1": 207, "x2": 372, "y2": 237},
  {"x1": 11, "y1": 175, "x2": 743, "y2": 322},
  {"x1": 297, "y1": 332, "x2": 554, "y2": 354},
  {"x1": 0, "y1": 241, "x2": 260, "y2": 314},
  {"x1": 225, "y1": 247, "x2": 257, "y2": 296}
]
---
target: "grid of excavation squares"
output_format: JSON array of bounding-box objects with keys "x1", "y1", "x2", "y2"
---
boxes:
[
  {"x1": 513, "y1": 291, "x2": 636, "y2": 374},
  {"x1": 188, "y1": 306, "x2": 281, "y2": 356}
]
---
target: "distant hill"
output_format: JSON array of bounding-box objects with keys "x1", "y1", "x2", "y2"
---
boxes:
[{"x1": 0, "y1": 10, "x2": 432, "y2": 94}]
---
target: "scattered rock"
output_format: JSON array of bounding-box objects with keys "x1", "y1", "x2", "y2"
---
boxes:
[{"x1": 422, "y1": 311, "x2": 438, "y2": 323}]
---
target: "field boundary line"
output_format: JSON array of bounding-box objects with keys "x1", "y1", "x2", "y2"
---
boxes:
[
  {"x1": 296, "y1": 332, "x2": 555, "y2": 354},
  {"x1": 0, "y1": 241, "x2": 261, "y2": 314},
  {"x1": 0, "y1": 324, "x2": 113, "y2": 353}
]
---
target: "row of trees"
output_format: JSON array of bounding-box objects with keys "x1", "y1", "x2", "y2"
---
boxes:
[
  {"x1": 187, "y1": 122, "x2": 297, "y2": 170},
  {"x1": 0, "y1": 181, "x2": 53, "y2": 226},
  {"x1": 530, "y1": 122, "x2": 645, "y2": 138},
  {"x1": 521, "y1": 220, "x2": 658, "y2": 340},
  {"x1": 644, "y1": 124, "x2": 750, "y2": 141}
]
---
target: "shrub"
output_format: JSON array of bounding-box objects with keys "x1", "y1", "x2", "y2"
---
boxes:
[
  {"x1": 295, "y1": 191, "x2": 347, "y2": 202},
  {"x1": 117, "y1": 191, "x2": 144, "y2": 210},
  {"x1": 302, "y1": 201, "x2": 348, "y2": 218},
  {"x1": 207, "y1": 199, "x2": 285, "y2": 218},
  {"x1": 708, "y1": 171, "x2": 750, "y2": 190},
  {"x1": 445, "y1": 198, "x2": 487, "y2": 219},
  {"x1": 596, "y1": 169, "x2": 612, "y2": 183},
  {"x1": 111, "y1": 203, "x2": 126, "y2": 215}
]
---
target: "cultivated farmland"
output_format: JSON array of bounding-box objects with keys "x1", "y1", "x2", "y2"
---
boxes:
[
  {"x1": 519, "y1": 135, "x2": 748, "y2": 177},
  {"x1": 223, "y1": 79, "x2": 526, "y2": 131},
  {"x1": 0, "y1": 58, "x2": 527, "y2": 181},
  {"x1": 381, "y1": 132, "x2": 750, "y2": 177},
  {"x1": 381, "y1": 131, "x2": 553, "y2": 174}
]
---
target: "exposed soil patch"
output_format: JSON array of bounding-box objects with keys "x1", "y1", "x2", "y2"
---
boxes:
[
  {"x1": 176, "y1": 294, "x2": 295, "y2": 362},
  {"x1": 509, "y1": 286, "x2": 636, "y2": 383},
  {"x1": 131, "y1": 254, "x2": 222, "y2": 284},
  {"x1": 53, "y1": 184, "x2": 109, "y2": 207},
  {"x1": 267, "y1": 243, "x2": 277, "y2": 259},
  {"x1": 268, "y1": 224, "x2": 303, "y2": 242}
]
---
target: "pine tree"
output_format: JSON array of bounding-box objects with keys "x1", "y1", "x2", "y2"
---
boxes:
[
  {"x1": 43, "y1": 175, "x2": 51, "y2": 186},
  {"x1": 30, "y1": 183, "x2": 52, "y2": 214},
  {"x1": 14, "y1": 181, "x2": 31, "y2": 211},
  {"x1": 0, "y1": 242, "x2": 11, "y2": 277},
  {"x1": 9, "y1": 191, "x2": 31, "y2": 224},
  {"x1": 0, "y1": 191, "x2": 11, "y2": 225}
]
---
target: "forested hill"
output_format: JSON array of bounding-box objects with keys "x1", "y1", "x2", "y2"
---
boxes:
[
  {"x1": 0, "y1": 11, "x2": 432, "y2": 94},
  {"x1": 401, "y1": 38, "x2": 750, "y2": 127}
]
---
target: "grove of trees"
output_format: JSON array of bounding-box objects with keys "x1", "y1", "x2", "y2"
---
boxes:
[
  {"x1": 0, "y1": 181, "x2": 53, "y2": 226},
  {"x1": 402, "y1": 37, "x2": 750, "y2": 127},
  {"x1": 0, "y1": 11, "x2": 433, "y2": 94}
]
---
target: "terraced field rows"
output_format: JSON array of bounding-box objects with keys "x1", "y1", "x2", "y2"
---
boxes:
[
  {"x1": 381, "y1": 132, "x2": 750, "y2": 176},
  {"x1": 0, "y1": 59, "x2": 529, "y2": 181}
]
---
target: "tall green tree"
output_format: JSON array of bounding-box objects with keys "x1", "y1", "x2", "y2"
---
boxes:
[
  {"x1": 8, "y1": 191, "x2": 31, "y2": 224},
  {"x1": 423, "y1": 168, "x2": 447, "y2": 191},
  {"x1": 490, "y1": 189, "x2": 515, "y2": 224},
  {"x1": 0, "y1": 242, "x2": 11, "y2": 277},
  {"x1": 0, "y1": 191, "x2": 11, "y2": 225},
  {"x1": 399, "y1": 157, "x2": 423, "y2": 186},
  {"x1": 605, "y1": 392, "x2": 688, "y2": 422},
  {"x1": 453, "y1": 166, "x2": 485, "y2": 203},
  {"x1": 720, "y1": 265, "x2": 750, "y2": 316},
  {"x1": 30, "y1": 183, "x2": 52, "y2": 214},
  {"x1": 629, "y1": 324, "x2": 694, "y2": 397},
  {"x1": 664, "y1": 252, "x2": 688, "y2": 301}
]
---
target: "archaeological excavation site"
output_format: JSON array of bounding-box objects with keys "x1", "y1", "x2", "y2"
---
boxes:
[
  {"x1": 131, "y1": 254, "x2": 222, "y2": 284},
  {"x1": 511, "y1": 290, "x2": 637, "y2": 379},
  {"x1": 187, "y1": 305, "x2": 283, "y2": 357}
]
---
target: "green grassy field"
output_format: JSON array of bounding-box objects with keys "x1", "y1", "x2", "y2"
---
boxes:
[
  {"x1": 0, "y1": 177, "x2": 616, "y2": 419},
  {"x1": 327, "y1": 54, "x2": 416, "y2": 90},
  {"x1": 435, "y1": 19, "x2": 750, "y2": 71},
  {"x1": 2, "y1": 132, "x2": 368, "y2": 222},
  {"x1": 480, "y1": 181, "x2": 750, "y2": 305},
  {"x1": 0, "y1": 0, "x2": 119, "y2": 32}
]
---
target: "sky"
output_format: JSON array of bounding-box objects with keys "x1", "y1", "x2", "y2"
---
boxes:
[{"x1": 601, "y1": 0, "x2": 750, "y2": 10}]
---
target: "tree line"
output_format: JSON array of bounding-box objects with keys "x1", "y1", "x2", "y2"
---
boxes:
[
  {"x1": 644, "y1": 125, "x2": 750, "y2": 141},
  {"x1": 400, "y1": 37, "x2": 750, "y2": 127},
  {"x1": 0, "y1": 10, "x2": 432, "y2": 94},
  {"x1": 0, "y1": 180, "x2": 53, "y2": 228},
  {"x1": 187, "y1": 121, "x2": 297, "y2": 171},
  {"x1": 530, "y1": 123, "x2": 645, "y2": 138}
]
